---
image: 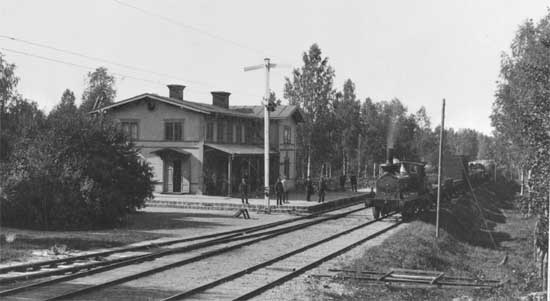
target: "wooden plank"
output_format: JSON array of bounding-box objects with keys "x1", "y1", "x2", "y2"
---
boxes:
[
  {"x1": 378, "y1": 270, "x2": 394, "y2": 281},
  {"x1": 431, "y1": 272, "x2": 445, "y2": 285}
]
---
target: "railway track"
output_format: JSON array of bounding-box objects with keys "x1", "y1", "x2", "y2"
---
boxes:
[
  {"x1": 0, "y1": 200, "x2": 365, "y2": 285},
  {"x1": 161, "y1": 212, "x2": 401, "y2": 300},
  {"x1": 0, "y1": 203, "x2": 371, "y2": 300}
]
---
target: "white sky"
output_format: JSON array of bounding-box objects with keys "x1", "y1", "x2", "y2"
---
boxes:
[{"x1": 1, "y1": 0, "x2": 548, "y2": 135}]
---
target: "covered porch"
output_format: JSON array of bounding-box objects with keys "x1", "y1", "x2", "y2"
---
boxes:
[
  {"x1": 152, "y1": 148, "x2": 192, "y2": 194},
  {"x1": 203, "y1": 143, "x2": 279, "y2": 197}
]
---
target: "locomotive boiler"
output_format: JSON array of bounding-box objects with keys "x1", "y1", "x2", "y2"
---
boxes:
[{"x1": 370, "y1": 148, "x2": 433, "y2": 220}]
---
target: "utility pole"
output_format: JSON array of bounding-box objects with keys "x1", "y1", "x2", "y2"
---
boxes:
[
  {"x1": 244, "y1": 58, "x2": 278, "y2": 213},
  {"x1": 436, "y1": 98, "x2": 446, "y2": 238}
]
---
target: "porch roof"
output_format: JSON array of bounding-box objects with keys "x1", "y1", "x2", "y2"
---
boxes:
[
  {"x1": 205, "y1": 143, "x2": 277, "y2": 156},
  {"x1": 151, "y1": 148, "x2": 191, "y2": 157}
]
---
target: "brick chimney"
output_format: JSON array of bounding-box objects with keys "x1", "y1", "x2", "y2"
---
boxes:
[
  {"x1": 211, "y1": 91, "x2": 231, "y2": 109},
  {"x1": 167, "y1": 84, "x2": 186, "y2": 101}
]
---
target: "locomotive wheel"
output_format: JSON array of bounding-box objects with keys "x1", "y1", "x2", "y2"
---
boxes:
[{"x1": 372, "y1": 206, "x2": 381, "y2": 219}]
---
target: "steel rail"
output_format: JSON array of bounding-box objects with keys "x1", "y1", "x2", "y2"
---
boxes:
[
  {"x1": 319, "y1": 274, "x2": 499, "y2": 288},
  {"x1": 234, "y1": 218, "x2": 402, "y2": 300},
  {"x1": 0, "y1": 206, "x2": 364, "y2": 297},
  {"x1": 161, "y1": 212, "x2": 398, "y2": 300},
  {"x1": 41, "y1": 206, "x2": 365, "y2": 301},
  {"x1": 327, "y1": 269, "x2": 501, "y2": 283},
  {"x1": 0, "y1": 203, "x2": 327, "y2": 275},
  {"x1": 0, "y1": 198, "x2": 368, "y2": 281},
  {"x1": 4, "y1": 206, "x2": 366, "y2": 300}
]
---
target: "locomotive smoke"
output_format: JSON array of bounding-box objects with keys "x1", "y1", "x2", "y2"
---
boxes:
[{"x1": 387, "y1": 116, "x2": 398, "y2": 152}]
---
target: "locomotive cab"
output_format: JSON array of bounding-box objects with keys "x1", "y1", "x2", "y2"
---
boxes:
[{"x1": 372, "y1": 155, "x2": 430, "y2": 220}]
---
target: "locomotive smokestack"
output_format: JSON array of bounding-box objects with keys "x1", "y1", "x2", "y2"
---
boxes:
[{"x1": 386, "y1": 148, "x2": 394, "y2": 164}]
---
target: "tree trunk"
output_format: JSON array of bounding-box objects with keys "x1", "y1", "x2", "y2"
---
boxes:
[{"x1": 542, "y1": 251, "x2": 548, "y2": 290}]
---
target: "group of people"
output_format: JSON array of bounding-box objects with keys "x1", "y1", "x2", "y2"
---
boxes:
[
  {"x1": 275, "y1": 177, "x2": 289, "y2": 206},
  {"x1": 339, "y1": 174, "x2": 358, "y2": 192},
  {"x1": 238, "y1": 175, "x2": 290, "y2": 206},
  {"x1": 238, "y1": 173, "x2": 360, "y2": 206},
  {"x1": 305, "y1": 176, "x2": 327, "y2": 203}
]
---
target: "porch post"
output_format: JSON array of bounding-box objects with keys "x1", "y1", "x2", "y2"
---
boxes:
[{"x1": 228, "y1": 154, "x2": 232, "y2": 196}]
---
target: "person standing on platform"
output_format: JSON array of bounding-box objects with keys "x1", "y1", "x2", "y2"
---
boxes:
[
  {"x1": 281, "y1": 176, "x2": 288, "y2": 203},
  {"x1": 239, "y1": 177, "x2": 249, "y2": 205},
  {"x1": 340, "y1": 174, "x2": 346, "y2": 191},
  {"x1": 350, "y1": 173, "x2": 357, "y2": 192},
  {"x1": 305, "y1": 177, "x2": 314, "y2": 202},
  {"x1": 275, "y1": 177, "x2": 284, "y2": 206},
  {"x1": 318, "y1": 177, "x2": 326, "y2": 203}
]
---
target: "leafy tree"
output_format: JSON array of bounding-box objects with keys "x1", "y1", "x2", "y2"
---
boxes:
[
  {"x1": 413, "y1": 106, "x2": 438, "y2": 163},
  {"x1": 0, "y1": 96, "x2": 46, "y2": 162},
  {"x1": 2, "y1": 116, "x2": 154, "y2": 229},
  {"x1": 359, "y1": 97, "x2": 384, "y2": 167},
  {"x1": 284, "y1": 44, "x2": 336, "y2": 177},
  {"x1": 476, "y1": 133, "x2": 496, "y2": 160},
  {"x1": 79, "y1": 67, "x2": 116, "y2": 113},
  {"x1": 49, "y1": 89, "x2": 80, "y2": 125},
  {"x1": 0, "y1": 53, "x2": 20, "y2": 161},
  {"x1": 491, "y1": 11, "x2": 549, "y2": 284},
  {"x1": 333, "y1": 79, "x2": 361, "y2": 175},
  {"x1": 0, "y1": 61, "x2": 153, "y2": 229}
]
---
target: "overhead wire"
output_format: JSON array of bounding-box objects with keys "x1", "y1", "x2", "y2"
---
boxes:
[
  {"x1": 0, "y1": 47, "x2": 161, "y2": 85},
  {"x1": 111, "y1": 0, "x2": 296, "y2": 65},
  {"x1": 0, "y1": 34, "x2": 262, "y2": 97},
  {"x1": 111, "y1": 0, "x2": 269, "y2": 58},
  {"x1": 0, "y1": 47, "x2": 238, "y2": 97}
]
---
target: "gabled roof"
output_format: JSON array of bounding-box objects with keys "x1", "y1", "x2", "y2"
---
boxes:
[
  {"x1": 93, "y1": 93, "x2": 256, "y2": 119},
  {"x1": 93, "y1": 93, "x2": 303, "y2": 122},
  {"x1": 230, "y1": 105, "x2": 304, "y2": 122}
]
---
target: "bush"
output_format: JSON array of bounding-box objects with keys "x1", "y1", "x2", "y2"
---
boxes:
[{"x1": 0, "y1": 115, "x2": 154, "y2": 229}]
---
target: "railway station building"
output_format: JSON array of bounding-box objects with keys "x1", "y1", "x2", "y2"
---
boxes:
[{"x1": 94, "y1": 84, "x2": 303, "y2": 196}]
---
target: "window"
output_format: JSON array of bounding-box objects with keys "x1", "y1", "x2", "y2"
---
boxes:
[
  {"x1": 283, "y1": 126, "x2": 291, "y2": 144},
  {"x1": 227, "y1": 121, "x2": 233, "y2": 143},
  {"x1": 236, "y1": 123, "x2": 242, "y2": 144},
  {"x1": 217, "y1": 121, "x2": 224, "y2": 142},
  {"x1": 206, "y1": 122, "x2": 214, "y2": 142},
  {"x1": 121, "y1": 121, "x2": 139, "y2": 140},
  {"x1": 241, "y1": 124, "x2": 246, "y2": 143},
  {"x1": 245, "y1": 122, "x2": 252, "y2": 144},
  {"x1": 165, "y1": 120, "x2": 183, "y2": 141}
]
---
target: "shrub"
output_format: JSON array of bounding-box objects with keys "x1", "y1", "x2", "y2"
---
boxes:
[{"x1": 0, "y1": 115, "x2": 153, "y2": 229}]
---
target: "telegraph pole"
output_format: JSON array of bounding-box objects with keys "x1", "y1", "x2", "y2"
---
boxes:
[
  {"x1": 436, "y1": 98, "x2": 445, "y2": 238},
  {"x1": 244, "y1": 58, "x2": 278, "y2": 213}
]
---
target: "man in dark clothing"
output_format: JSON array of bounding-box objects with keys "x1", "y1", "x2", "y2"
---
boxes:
[
  {"x1": 305, "y1": 177, "x2": 314, "y2": 202},
  {"x1": 239, "y1": 177, "x2": 249, "y2": 204},
  {"x1": 350, "y1": 174, "x2": 358, "y2": 192},
  {"x1": 275, "y1": 177, "x2": 284, "y2": 206},
  {"x1": 340, "y1": 174, "x2": 346, "y2": 191},
  {"x1": 318, "y1": 177, "x2": 326, "y2": 203}
]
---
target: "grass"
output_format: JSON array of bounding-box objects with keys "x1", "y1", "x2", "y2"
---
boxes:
[
  {"x1": 0, "y1": 210, "x2": 208, "y2": 263},
  {"x1": 0, "y1": 229, "x2": 166, "y2": 263},
  {"x1": 310, "y1": 181, "x2": 543, "y2": 300},
  {"x1": 0, "y1": 208, "x2": 264, "y2": 264}
]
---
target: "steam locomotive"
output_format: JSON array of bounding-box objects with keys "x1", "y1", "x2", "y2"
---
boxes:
[
  {"x1": 368, "y1": 149, "x2": 490, "y2": 220},
  {"x1": 369, "y1": 148, "x2": 432, "y2": 220}
]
